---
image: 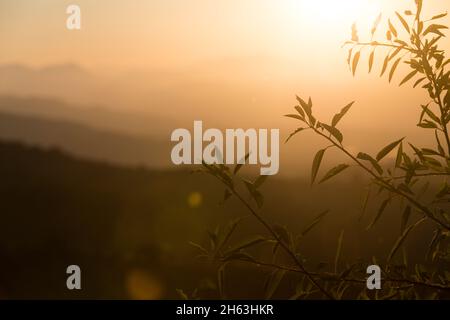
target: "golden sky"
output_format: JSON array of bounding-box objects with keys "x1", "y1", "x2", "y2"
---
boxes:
[
  {"x1": 2, "y1": 0, "x2": 448, "y2": 71},
  {"x1": 1, "y1": 0, "x2": 450, "y2": 174}
]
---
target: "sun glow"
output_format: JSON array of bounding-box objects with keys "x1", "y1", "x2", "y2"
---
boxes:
[{"x1": 298, "y1": 0, "x2": 382, "y2": 25}]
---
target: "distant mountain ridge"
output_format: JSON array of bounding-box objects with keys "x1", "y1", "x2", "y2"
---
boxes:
[
  {"x1": 0, "y1": 111, "x2": 171, "y2": 168},
  {"x1": 0, "y1": 95, "x2": 175, "y2": 138}
]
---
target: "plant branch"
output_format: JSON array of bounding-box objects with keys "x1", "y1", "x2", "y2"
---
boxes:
[
  {"x1": 311, "y1": 127, "x2": 450, "y2": 231},
  {"x1": 208, "y1": 171, "x2": 335, "y2": 299}
]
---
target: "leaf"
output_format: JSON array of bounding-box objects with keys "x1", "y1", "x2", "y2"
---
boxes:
[
  {"x1": 357, "y1": 152, "x2": 383, "y2": 175},
  {"x1": 234, "y1": 153, "x2": 250, "y2": 174},
  {"x1": 189, "y1": 241, "x2": 209, "y2": 255},
  {"x1": 319, "y1": 164, "x2": 349, "y2": 184},
  {"x1": 222, "y1": 188, "x2": 233, "y2": 203},
  {"x1": 369, "y1": 51, "x2": 375, "y2": 73},
  {"x1": 421, "y1": 104, "x2": 440, "y2": 124},
  {"x1": 371, "y1": 13, "x2": 382, "y2": 36},
  {"x1": 254, "y1": 175, "x2": 268, "y2": 188},
  {"x1": 389, "y1": 58, "x2": 402, "y2": 82},
  {"x1": 395, "y1": 12, "x2": 410, "y2": 33},
  {"x1": 296, "y1": 96, "x2": 315, "y2": 125},
  {"x1": 400, "y1": 206, "x2": 411, "y2": 234},
  {"x1": 321, "y1": 123, "x2": 344, "y2": 143},
  {"x1": 285, "y1": 128, "x2": 305, "y2": 143},
  {"x1": 222, "y1": 252, "x2": 256, "y2": 263},
  {"x1": 311, "y1": 149, "x2": 326, "y2": 184},
  {"x1": 431, "y1": 12, "x2": 448, "y2": 21},
  {"x1": 243, "y1": 179, "x2": 264, "y2": 208},
  {"x1": 352, "y1": 51, "x2": 361, "y2": 76},
  {"x1": 388, "y1": 218, "x2": 426, "y2": 263},
  {"x1": 435, "y1": 130, "x2": 445, "y2": 156},
  {"x1": 301, "y1": 210, "x2": 329, "y2": 236},
  {"x1": 295, "y1": 105, "x2": 305, "y2": 118},
  {"x1": 285, "y1": 114, "x2": 304, "y2": 121},
  {"x1": 334, "y1": 230, "x2": 344, "y2": 273},
  {"x1": 416, "y1": 0, "x2": 423, "y2": 21},
  {"x1": 376, "y1": 138, "x2": 404, "y2": 161},
  {"x1": 388, "y1": 19, "x2": 398, "y2": 38},
  {"x1": 368, "y1": 199, "x2": 390, "y2": 229},
  {"x1": 332, "y1": 101, "x2": 355, "y2": 127},
  {"x1": 380, "y1": 55, "x2": 390, "y2": 77},
  {"x1": 423, "y1": 24, "x2": 448, "y2": 37},
  {"x1": 217, "y1": 263, "x2": 227, "y2": 298},
  {"x1": 225, "y1": 236, "x2": 267, "y2": 254},
  {"x1": 413, "y1": 77, "x2": 426, "y2": 88},
  {"x1": 265, "y1": 269, "x2": 286, "y2": 299},
  {"x1": 395, "y1": 142, "x2": 403, "y2": 167},
  {"x1": 399, "y1": 70, "x2": 418, "y2": 86},
  {"x1": 359, "y1": 187, "x2": 371, "y2": 221},
  {"x1": 217, "y1": 217, "x2": 242, "y2": 251},
  {"x1": 272, "y1": 224, "x2": 291, "y2": 247}
]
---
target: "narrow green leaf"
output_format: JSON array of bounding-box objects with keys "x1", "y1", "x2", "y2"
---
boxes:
[
  {"x1": 388, "y1": 218, "x2": 426, "y2": 263},
  {"x1": 380, "y1": 55, "x2": 390, "y2": 77},
  {"x1": 189, "y1": 241, "x2": 209, "y2": 255},
  {"x1": 254, "y1": 175, "x2": 268, "y2": 188},
  {"x1": 359, "y1": 187, "x2": 371, "y2": 221},
  {"x1": 376, "y1": 138, "x2": 404, "y2": 161},
  {"x1": 285, "y1": 114, "x2": 304, "y2": 121},
  {"x1": 369, "y1": 51, "x2": 375, "y2": 73},
  {"x1": 388, "y1": 19, "x2": 398, "y2": 38},
  {"x1": 332, "y1": 101, "x2": 355, "y2": 127},
  {"x1": 399, "y1": 70, "x2": 418, "y2": 86},
  {"x1": 234, "y1": 153, "x2": 250, "y2": 174},
  {"x1": 311, "y1": 149, "x2": 326, "y2": 184},
  {"x1": 285, "y1": 128, "x2": 305, "y2": 143},
  {"x1": 225, "y1": 236, "x2": 267, "y2": 254},
  {"x1": 368, "y1": 199, "x2": 390, "y2": 229},
  {"x1": 389, "y1": 58, "x2": 402, "y2": 82},
  {"x1": 431, "y1": 12, "x2": 447, "y2": 21},
  {"x1": 295, "y1": 105, "x2": 305, "y2": 118},
  {"x1": 265, "y1": 269, "x2": 286, "y2": 299},
  {"x1": 395, "y1": 12, "x2": 410, "y2": 33},
  {"x1": 400, "y1": 206, "x2": 411, "y2": 234},
  {"x1": 222, "y1": 252, "x2": 256, "y2": 263},
  {"x1": 413, "y1": 77, "x2": 426, "y2": 88},
  {"x1": 301, "y1": 210, "x2": 329, "y2": 236},
  {"x1": 435, "y1": 130, "x2": 445, "y2": 156},
  {"x1": 395, "y1": 142, "x2": 403, "y2": 167},
  {"x1": 321, "y1": 123, "x2": 344, "y2": 143},
  {"x1": 335, "y1": 230, "x2": 344, "y2": 273},
  {"x1": 319, "y1": 164, "x2": 349, "y2": 184},
  {"x1": 352, "y1": 51, "x2": 361, "y2": 76},
  {"x1": 357, "y1": 152, "x2": 383, "y2": 175},
  {"x1": 217, "y1": 263, "x2": 227, "y2": 298}
]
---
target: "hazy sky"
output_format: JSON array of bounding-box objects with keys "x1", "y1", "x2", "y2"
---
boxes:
[
  {"x1": 1, "y1": 1, "x2": 450, "y2": 154},
  {"x1": 2, "y1": 0, "x2": 448, "y2": 70},
  {"x1": 1, "y1": 0, "x2": 450, "y2": 174}
]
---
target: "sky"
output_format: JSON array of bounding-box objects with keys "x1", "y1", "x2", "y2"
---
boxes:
[
  {"x1": 1, "y1": 0, "x2": 447, "y2": 70},
  {"x1": 1, "y1": 0, "x2": 450, "y2": 173}
]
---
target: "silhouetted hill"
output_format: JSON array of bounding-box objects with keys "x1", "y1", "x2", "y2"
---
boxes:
[
  {"x1": 0, "y1": 111, "x2": 171, "y2": 168},
  {"x1": 0, "y1": 95, "x2": 176, "y2": 138},
  {"x1": 0, "y1": 141, "x2": 434, "y2": 299}
]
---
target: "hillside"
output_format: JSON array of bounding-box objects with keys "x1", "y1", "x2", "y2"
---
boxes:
[{"x1": 0, "y1": 141, "x2": 433, "y2": 299}]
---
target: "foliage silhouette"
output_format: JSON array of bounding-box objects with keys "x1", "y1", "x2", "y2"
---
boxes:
[{"x1": 190, "y1": 0, "x2": 450, "y2": 300}]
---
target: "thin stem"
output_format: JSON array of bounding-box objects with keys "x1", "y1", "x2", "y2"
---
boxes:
[
  {"x1": 227, "y1": 186, "x2": 334, "y2": 299},
  {"x1": 311, "y1": 127, "x2": 450, "y2": 231},
  {"x1": 351, "y1": 42, "x2": 418, "y2": 54},
  {"x1": 208, "y1": 170, "x2": 334, "y2": 299},
  {"x1": 231, "y1": 258, "x2": 450, "y2": 292}
]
